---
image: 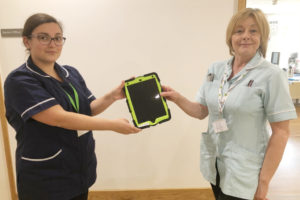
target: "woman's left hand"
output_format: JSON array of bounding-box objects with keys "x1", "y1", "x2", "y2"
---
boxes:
[
  {"x1": 254, "y1": 181, "x2": 269, "y2": 200},
  {"x1": 110, "y1": 81, "x2": 125, "y2": 101},
  {"x1": 90, "y1": 81, "x2": 127, "y2": 116}
]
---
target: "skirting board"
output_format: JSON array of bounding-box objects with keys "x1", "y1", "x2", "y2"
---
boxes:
[{"x1": 88, "y1": 188, "x2": 214, "y2": 200}]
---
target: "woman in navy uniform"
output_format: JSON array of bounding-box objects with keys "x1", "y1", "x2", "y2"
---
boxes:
[{"x1": 4, "y1": 13, "x2": 141, "y2": 200}]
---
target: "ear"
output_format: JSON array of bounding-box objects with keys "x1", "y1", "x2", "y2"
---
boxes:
[{"x1": 23, "y1": 36, "x2": 31, "y2": 50}]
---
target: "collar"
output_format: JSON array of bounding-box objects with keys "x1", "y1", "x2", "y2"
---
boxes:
[
  {"x1": 244, "y1": 51, "x2": 264, "y2": 70},
  {"x1": 226, "y1": 51, "x2": 264, "y2": 74},
  {"x1": 224, "y1": 52, "x2": 264, "y2": 81},
  {"x1": 25, "y1": 56, "x2": 69, "y2": 78}
]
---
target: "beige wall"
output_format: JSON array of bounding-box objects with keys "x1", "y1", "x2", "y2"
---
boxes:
[{"x1": 0, "y1": 0, "x2": 237, "y2": 195}]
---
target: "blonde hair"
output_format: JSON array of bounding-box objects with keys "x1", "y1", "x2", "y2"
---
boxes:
[{"x1": 226, "y1": 8, "x2": 270, "y2": 58}]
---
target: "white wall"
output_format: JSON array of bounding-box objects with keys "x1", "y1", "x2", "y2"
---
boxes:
[{"x1": 0, "y1": 0, "x2": 237, "y2": 193}]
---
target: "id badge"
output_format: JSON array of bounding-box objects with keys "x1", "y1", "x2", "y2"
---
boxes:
[
  {"x1": 212, "y1": 118, "x2": 228, "y2": 133},
  {"x1": 77, "y1": 130, "x2": 89, "y2": 137}
]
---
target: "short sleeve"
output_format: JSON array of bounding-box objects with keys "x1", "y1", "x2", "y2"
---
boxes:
[
  {"x1": 195, "y1": 63, "x2": 218, "y2": 106},
  {"x1": 65, "y1": 66, "x2": 96, "y2": 103},
  {"x1": 4, "y1": 73, "x2": 58, "y2": 121},
  {"x1": 196, "y1": 81, "x2": 207, "y2": 106},
  {"x1": 77, "y1": 74, "x2": 96, "y2": 103},
  {"x1": 264, "y1": 70, "x2": 297, "y2": 122}
]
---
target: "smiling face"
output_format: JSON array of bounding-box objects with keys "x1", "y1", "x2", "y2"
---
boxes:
[
  {"x1": 231, "y1": 17, "x2": 261, "y2": 60},
  {"x1": 23, "y1": 22, "x2": 63, "y2": 66}
]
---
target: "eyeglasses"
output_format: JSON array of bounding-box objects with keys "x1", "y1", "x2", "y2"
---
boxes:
[{"x1": 29, "y1": 34, "x2": 66, "y2": 46}]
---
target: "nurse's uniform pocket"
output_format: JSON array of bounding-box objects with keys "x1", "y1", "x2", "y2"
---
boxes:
[
  {"x1": 200, "y1": 132, "x2": 216, "y2": 176},
  {"x1": 200, "y1": 132, "x2": 215, "y2": 153},
  {"x1": 21, "y1": 149, "x2": 62, "y2": 162},
  {"x1": 18, "y1": 148, "x2": 65, "y2": 199},
  {"x1": 20, "y1": 148, "x2": 63, "y2": 171},
  {"x1": 226, "y1": 142, "x2": 263, "y2": 194}
]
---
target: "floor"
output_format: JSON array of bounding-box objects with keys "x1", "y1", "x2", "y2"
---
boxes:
[{"x1": 267, "y1": 105, "x2": 300, "y2": 200}]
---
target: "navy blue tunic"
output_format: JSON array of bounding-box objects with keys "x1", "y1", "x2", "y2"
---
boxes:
[{"x1": 4, "y1": 57, "x2": 97, "y2": 200}]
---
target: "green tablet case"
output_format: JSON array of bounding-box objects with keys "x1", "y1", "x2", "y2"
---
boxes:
[{"x1": 124, "y1": 72, "x2": 171, "y2": 129}]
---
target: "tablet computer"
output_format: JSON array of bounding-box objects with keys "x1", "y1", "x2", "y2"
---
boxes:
[{"x1": 124, "y1": 72, "x2": 171, "y2": 129}]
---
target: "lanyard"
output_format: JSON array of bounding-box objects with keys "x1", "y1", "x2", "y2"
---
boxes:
[
  {"x1": 63, "y1": 83, "x2": 80, "y2": 113},
  {"x1": 217, "y1": 59, "x2": 263, "y2": 116},
  {"x1": 218, "y1": 69, "x2": 249, "y2": 115},
  {"x1": 218, "y1": 59, "x2": 264, "y2": 116}
]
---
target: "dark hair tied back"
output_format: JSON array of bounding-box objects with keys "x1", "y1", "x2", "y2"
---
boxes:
[{"x1": 22, "y1": 13, "x2": 63, "y2": 37}]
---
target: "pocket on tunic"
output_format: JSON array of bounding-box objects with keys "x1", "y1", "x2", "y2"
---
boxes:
[
  {"x1": 200, "y1": 132, "x2": 216, "y2": 177},
  {"x1": 19, "y1": 148, "x2": 64, "y2": 173},
  {"x1": 200, "y1": 132, "x2": 216, "y2": 154},
  {"x1": 17, "y1": 148, "x2": 66, "y2": 200},
  {"x1": 21, "y1": 149, "x2": 62, "y2": 162},
  {"x1": 224, "y1": 142, "x2": 263, "y2": 195}
]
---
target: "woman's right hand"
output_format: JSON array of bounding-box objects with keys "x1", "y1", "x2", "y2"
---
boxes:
[
  {"x1": 111, "y1": 118, "x2": 141, "y2": 134},
  {"x1": 161, "y1": 85, "x2": 208, "y2": 119},
  {"x1": 160, "y1": 85, "x2": 181, "y2": 103}
]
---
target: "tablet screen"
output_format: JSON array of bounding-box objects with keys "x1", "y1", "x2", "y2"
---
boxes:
[{"x1": 127, "y1": 78, "x2": 166, "y2": 124}]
